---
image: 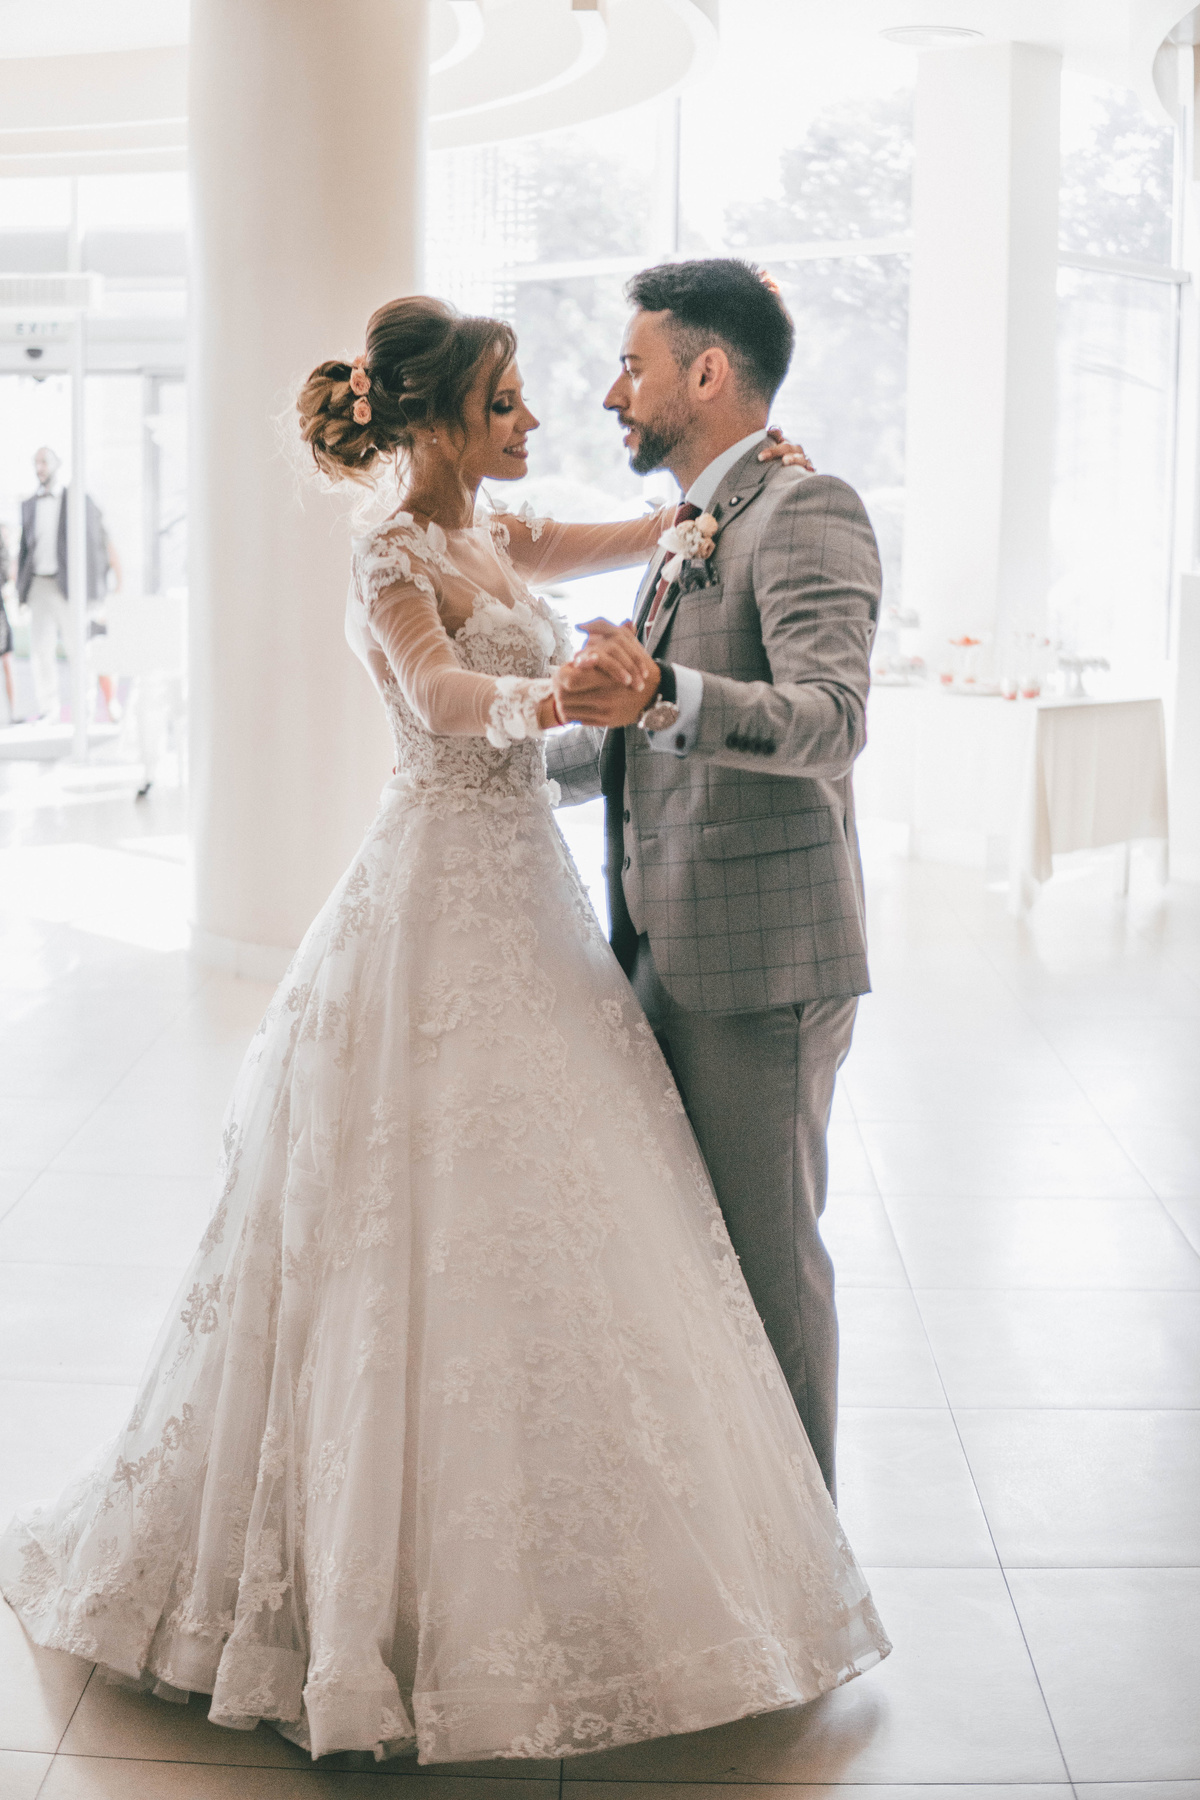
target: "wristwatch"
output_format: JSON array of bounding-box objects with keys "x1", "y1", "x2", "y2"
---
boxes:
[{"x1": 637, "y1": 660, "x2": 681, "y2": 734}]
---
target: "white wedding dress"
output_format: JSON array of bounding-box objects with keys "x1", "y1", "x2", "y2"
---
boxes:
[{"x1": 0, "y1": 506, "x2": 889, "y2": 1764}]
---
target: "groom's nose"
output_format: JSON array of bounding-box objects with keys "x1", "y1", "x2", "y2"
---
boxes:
[{"x1": 603, "y1": 373, "x2": 628, "y2": 412}]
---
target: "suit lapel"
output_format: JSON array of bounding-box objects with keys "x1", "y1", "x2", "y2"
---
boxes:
[
  {"x1": 645, "y1": 447, "x2": 775, "y2": 656},
  {"x1": 705, "y1": 443, "x2": 771, "y2": 535},
  {"x1": 644, "y1": 579, "x2": 683, "y2": 657},
  {"x1": 632, "y1": 546, "x2": 669, "y2": 640}
]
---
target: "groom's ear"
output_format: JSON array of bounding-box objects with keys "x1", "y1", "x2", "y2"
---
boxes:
[{"x1": 693, "y1": 346, "x2": 732, "y2": 401}]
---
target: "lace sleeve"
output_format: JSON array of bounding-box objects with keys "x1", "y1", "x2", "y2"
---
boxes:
[
  {"x1": 491, "y1": 506, "x2": 670, "y2": 584},
  {"x1": 359, "y1": 522, "x2": 551, "y2": 746},
  {"x1": 357, "y1": 516, "x2": 446, "y2": 612}
]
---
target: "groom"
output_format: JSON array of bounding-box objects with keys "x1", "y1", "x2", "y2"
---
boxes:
[{"x1": 547, "y1": 259, "x2": 880, "y2": 1499}]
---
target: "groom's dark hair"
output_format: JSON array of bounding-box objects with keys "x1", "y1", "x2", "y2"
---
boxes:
[{"x1": 626, "y1": 259, "x2": 795, "y2": 404}]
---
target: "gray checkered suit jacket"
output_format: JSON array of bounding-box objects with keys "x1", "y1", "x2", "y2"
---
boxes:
[{"x1": 548, "y1": 446, "x2": 881, "y2": 1013}]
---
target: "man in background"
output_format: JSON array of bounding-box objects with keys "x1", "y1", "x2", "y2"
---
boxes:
[
  {"x1": 17, "y1": 446, "x2": 122, "y2": 723},
  {"x1": 0, "y1": 522, "x2": 18, "y2": 723}
]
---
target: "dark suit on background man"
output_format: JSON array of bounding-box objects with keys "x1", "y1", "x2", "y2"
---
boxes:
[{"x1": 18, "y1": 484, "x2": 109, "y2": 719}]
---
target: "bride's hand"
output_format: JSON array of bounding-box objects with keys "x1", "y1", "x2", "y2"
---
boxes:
[
  {"x1": 758, "y1": 426, "x2": 814, "y2": 471},
  {"x1": 569, "y1": 618, "x2": 657, "y2": 690},
  {"x1": 552, "y1": 620, "x2": 660, "y2": 726}
]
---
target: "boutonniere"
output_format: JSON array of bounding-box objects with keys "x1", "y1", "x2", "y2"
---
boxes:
[{"x1": 658, "y1": 511, "x2": 719, "y2": 590}]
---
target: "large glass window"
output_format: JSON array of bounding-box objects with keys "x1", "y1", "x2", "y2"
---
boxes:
[
  {"x1": 1052, "y1": 80, "x2": 1180, "y2": 675},
  {"x1": 426, "y1": 14, "x2": 917, "y2": 917},
  {"x1": 427, "y1": 23, "x2": 916, "y2": 610},
  {"x1": 1053, "y1": 269, "x2": 1177, "y2": 669}
]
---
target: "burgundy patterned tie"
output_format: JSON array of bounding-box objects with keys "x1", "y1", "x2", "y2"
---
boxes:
[{"x1": 642, "y1": 501, "x2": 702, "y2": 638}]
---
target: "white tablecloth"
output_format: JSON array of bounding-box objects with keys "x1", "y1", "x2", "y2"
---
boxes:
[
  {"x1": 1012, "y1": 697, "x2": 1169, "y2": 910},
  {"x1": 854, "y1": 689, "x2": 1170, "y2": 908}
]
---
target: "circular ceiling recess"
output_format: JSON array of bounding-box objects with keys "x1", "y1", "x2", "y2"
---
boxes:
[{"x1": 0, "y1": 0, "x2": 719, "y2": 176}]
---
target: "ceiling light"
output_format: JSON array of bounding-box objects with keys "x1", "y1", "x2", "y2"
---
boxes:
[{"x1": 880, "y1": 24, "x2": 985, "y2": 47}]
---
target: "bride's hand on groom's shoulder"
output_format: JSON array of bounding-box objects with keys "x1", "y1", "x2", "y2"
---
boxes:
[{"x1": 759, "y1": 426, "x2": 815, "y2": 470}]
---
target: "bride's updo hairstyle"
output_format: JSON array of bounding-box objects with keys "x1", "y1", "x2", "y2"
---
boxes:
[{"x1": 297, "y1": 296, "x2": 518, "y2": 484}]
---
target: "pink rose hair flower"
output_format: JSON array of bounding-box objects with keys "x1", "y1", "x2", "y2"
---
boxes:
[
  {"x1": 352, "y1": 397, "x2": 372, "y2": 425},
  {"x1": 349, "y1": 358, "x2": 371, "y2": 397}
]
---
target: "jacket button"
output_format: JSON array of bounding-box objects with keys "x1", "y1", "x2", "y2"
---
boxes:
[
  {"x1": 622, "y1": 855, "x2": 631, "y2": 871},
  {"x1": 623, "y1": 808, "x2": 631, "y2": 823},
  {"x1": 674, "y1": 733, "x2": 686, "y2": 750}
]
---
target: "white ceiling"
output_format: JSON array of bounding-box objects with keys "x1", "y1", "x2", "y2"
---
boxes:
[
  {"x1": 0, "y1": 0, "x2": 1179, "y2": 74},
  {"x1": 0, "y1": 0, "x2": 1191, "y2": 176}
]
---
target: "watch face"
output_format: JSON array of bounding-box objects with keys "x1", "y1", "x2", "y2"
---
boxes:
[{"x1": 641, "y1": 701, "x2": 681, "y2": 734}]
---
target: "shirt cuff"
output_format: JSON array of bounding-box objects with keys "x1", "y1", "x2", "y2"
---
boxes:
[{"x1": 647, "y1": 663, "x2": 704, "y2": 756}]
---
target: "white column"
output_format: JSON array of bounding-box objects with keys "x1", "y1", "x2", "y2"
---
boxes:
[
  {"x1": 188, "y1": 0, "x2": 428, "y2": 977},
  {"x1": 902, "y1": 43, "x2": 1061, "y2": 677}
]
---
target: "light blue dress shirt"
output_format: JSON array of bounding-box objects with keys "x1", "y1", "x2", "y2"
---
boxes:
[{"x1": 646, "y1": 429, "x2": 768, "y2": 756}]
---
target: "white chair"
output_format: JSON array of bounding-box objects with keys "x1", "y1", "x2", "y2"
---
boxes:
[{"x1": 89, "y1": 592, "x2": 187, "y2": 793}]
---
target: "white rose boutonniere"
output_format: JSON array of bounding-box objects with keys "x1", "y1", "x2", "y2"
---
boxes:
[{"x1": 658, "y1": 511, "x2": 718, "y2": 584}]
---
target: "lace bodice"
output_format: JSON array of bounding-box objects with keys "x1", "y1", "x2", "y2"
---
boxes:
[{"x1": 347, "y1": 513, "x2": 574, "y2": 807}]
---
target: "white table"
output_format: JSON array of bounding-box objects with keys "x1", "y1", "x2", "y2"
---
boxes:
[
  {"x1": 854, "y1": 688, "x2": 1169, "y2": 909},
  {"x1": 1010, "y1": 696, "x2": 1169, "y2": 912}
]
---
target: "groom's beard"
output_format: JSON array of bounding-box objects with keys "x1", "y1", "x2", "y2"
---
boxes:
[{"x1": 623, "y1": 398, "x2": 693, "y2": 476}]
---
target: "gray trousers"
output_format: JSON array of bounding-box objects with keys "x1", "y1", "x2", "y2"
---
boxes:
[
  {"x1": 632, "y1": 935, "x2": 857, "y2": 1500},
  {"x1": 27, "y1": 573, "x2": 70, "y2": 720}
]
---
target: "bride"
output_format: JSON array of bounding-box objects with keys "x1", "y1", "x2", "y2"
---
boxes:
[{"x1": 0, "y1": 296, "x2": 889, "y2": 1766}]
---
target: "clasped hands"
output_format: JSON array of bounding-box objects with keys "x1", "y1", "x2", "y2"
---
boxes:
[{"x1": 553, "y1": 620, "x2": 660, "y2": 728}]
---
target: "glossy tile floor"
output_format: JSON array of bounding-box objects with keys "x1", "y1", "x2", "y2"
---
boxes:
[{"x1": 1, "y1": 760, "x2": 1198, "y2": 1799}]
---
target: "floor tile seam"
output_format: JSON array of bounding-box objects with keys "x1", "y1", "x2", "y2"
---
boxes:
[
  {"x1": 831, "y1": 1280, "x2": 912, "y2": 1290},
  {"x1": 944, "y1": 1372, "x2": 1199, "y2": 1788},
  {"x1": 947, "y1": 902, "x2": 1141, "y2": 1148},
  {"x1": 908, "y1": 1280, "x2": 1200, "y2": 1296},
  {"x1": 947, "y1": 1462, "x2": 1078, "y2": 1789},
  {"x1": 945, "y1": 1403, "x2": 1200, "y2": 1417},
  {"x1": 47, "y1": 1661, "x2": 100, "y2": 1772},
  {"x1": 871, "y1": 1185, "x2": 1160, "y2": 1201},
  {"x1": 30, "y1": 1750, "x2": 54, "y2": 1800},
  {"x1": 841, "y1": 1192, "x2": 912, "y2": 1294},
  {"x1": 847, "y1": 1114, "x2": 1132, "y2": 1126},
  {"x1": 0, "y1": 1170, "x2": 40, "y2": 1231},
  {"x1": 994, "y1": 1562, "x2": 1200, "y2": 1573},
  {"x1": 0, "y1": 1372, "x2": 173, "y2": 1388},
  {"x1": 893, "y1": 1247, "x2": 1079, "y2": 1789},
  {"x1": 1105, "y1": 1121, "x2": 1200, "y2": 1213},
  {"x1": 0, "y1": 1375, "x2": 138, "y2": 1394},
  {"x1": 878, "y1": 1280, "x2": 1200, "y2": 1292},
  {"x1": 41, "y1": 1747, "x2": 563, "y2": 1780},
  {"x1": 563, "y1": 1779, "x2": 1078, "y2": 1790},
  {"x1": 843, "y1": 1119, "x2": 885, "y2": 1205},
  {"x1": 870, "y1": 1194, "x2": 1170, "y2": 1208},
  {"x1": 34, "y1": 987, "x2": 205, "y2": 1173},
  {"x1": 0, "y1": 1255, "x2": 199, "y2": 1274},
  {"x1": 0, "y1": 1255, "x2": 191, "y2": 1274},
  {"x1": 947, "y1": 1400, "x2": 1200, "y2": 1411}
]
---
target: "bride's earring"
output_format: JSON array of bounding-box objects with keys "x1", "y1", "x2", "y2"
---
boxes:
[{"x1": 430, "y1": 429, "x2": 438, "y2": 445}]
